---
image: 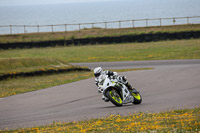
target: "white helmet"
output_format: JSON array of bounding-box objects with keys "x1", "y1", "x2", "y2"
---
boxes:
[{"x1": 94, "y1": 67, "x2": 103, "y2": 77}]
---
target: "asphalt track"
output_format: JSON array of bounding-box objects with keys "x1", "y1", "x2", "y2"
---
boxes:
[{"x1": 0, "y1": 59, "x2": 200, "y2": 130}]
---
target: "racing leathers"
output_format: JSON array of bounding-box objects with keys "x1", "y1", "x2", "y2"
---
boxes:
[{"x1": 95, "y1": 70, "x2": 133, "y2": 102}]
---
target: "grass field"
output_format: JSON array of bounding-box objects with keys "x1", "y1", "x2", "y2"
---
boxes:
[
  {"x1": 0, "y1": 71, "x2": 92, "y2": 98},
  {"x1": 0, "y1": 24, "x2": 200, "y2": 43},
  {"x1": 0, "y1": 39, "x2": 200, "y2": 97},
  {"x1": 3, "y1": 107, "x2": 199, "y2": 133},
  {"x1": 0, "y1": 58, "x2": 72, "y2": 74},
  {"x1": 1, "y1": 39, "x2": 200, "y2": 63}
]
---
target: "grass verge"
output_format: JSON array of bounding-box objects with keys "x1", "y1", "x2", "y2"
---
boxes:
[
  {"x1": 0, "y1": 57, "x2": 90, "y2": 80},
  {"x1": 0, "y1": 39, "x2": 200, "y2": 63},
  {"x1": 0, "y1": 68, "x2": 152, "y2": 98},
  {"x1": 3, "y1": 107, "x2": 200, "y2": 133},
  {"x1": 0, "y1": 24, "x2": 200, "y2": 43},
  {"x1": 0, "y1": 58, "x2": 71, "y2": 74},
  {"x1": 0, "y1": 39, "x2": 199, "y2": 97}
]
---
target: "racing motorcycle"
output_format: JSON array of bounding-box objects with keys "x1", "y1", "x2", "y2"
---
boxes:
[{"x1": 98, "y1": 75, "x2": 142, "y2": 106}]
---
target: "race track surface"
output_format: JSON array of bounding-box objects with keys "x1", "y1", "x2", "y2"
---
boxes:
[{"x1": 0, "y1": 60, "x2": 200, "y2": 129}]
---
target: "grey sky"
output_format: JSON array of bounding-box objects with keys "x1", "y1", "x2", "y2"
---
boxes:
[{"x1": 0, "y1": 0, "x2": 117, "y2": 6}]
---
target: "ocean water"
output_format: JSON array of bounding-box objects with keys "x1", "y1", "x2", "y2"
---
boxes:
[{"x1": 0, "y1": 0, "x2": 200, "y2": 34}]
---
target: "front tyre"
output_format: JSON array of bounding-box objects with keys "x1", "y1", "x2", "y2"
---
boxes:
[
  {"x1": 132, "y1": 92, "x2": 142, "y2": 104},
  {"x1": 106, "y1": 89, "x2": 123, "y2": 106}
]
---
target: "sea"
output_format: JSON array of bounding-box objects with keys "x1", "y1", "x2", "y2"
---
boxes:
[{"x1": 0, "y1": 0, "x2": 200, "y2": 34}]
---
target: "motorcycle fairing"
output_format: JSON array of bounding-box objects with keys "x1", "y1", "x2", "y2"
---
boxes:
[{"x1": 100, "y1": 76, "x2": 133, "y2": 104}]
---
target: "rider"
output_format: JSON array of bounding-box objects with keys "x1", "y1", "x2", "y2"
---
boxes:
[{"x1": 94, "y1": 67, "x2": 134, "y2": 102}]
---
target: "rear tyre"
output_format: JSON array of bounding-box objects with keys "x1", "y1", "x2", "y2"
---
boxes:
[{"x1": 106, "y1": 89, "x2": 123, "y2": 106}]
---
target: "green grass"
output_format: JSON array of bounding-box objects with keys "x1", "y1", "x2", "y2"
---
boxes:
[
  {"x1": 0, "y1": 39, "x2": 200, "y2": 63},
  {"x1": 0, "y1": 58, "x2": 73, "y2": 74},
  {"x1": 0, "y1": 24, "x2": 200, "y2": 43},
  {"x1": 3, "y1": 107, "x2": 200, "y2": 133},
  {"x1": 0, "y1": 39, "x2": 200, "y2": 97},
  {"x1": 0, "y1": 71, "x2": 92, "y2": 97}
]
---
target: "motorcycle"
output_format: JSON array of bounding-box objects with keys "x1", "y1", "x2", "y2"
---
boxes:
[{"x1": 98, "y1": 75, "x2": 142, "y2": 106}]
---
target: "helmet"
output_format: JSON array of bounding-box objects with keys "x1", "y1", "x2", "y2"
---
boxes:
[{"x1": 94, "y1": 67, "x2": 103, "y2": 78}]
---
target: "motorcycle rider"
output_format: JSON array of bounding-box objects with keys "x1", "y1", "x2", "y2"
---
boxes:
[{"x1": 94, "y1": 67, "x2": 135, "y2": 102}]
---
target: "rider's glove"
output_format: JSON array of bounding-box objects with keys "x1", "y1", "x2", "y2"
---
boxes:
[{"x1": 107, "y1": 71, "x2": 114, "y2": 77}]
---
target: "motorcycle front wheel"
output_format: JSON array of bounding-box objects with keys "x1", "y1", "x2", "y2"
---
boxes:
[
  {"x1": 132, "y1": 92, "x2": 142, "y2": 104},
  {"x1": 106, "y1": 89, "x2": 123, "y2": 106}
]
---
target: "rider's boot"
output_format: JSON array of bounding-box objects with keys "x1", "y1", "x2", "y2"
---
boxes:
[
  {"x1": 121, "y1": 76, "x2": 139, "y2": 94},
  {"x1": 126, "y1": 82, "x2": 139, "y2": 94},
  {"x1": 126, "y1": 82, "x2": 133, "y2": 90}
]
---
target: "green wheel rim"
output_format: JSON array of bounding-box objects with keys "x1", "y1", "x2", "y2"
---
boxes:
[
  {"x1": 110, "y1": 91, "x2": 122, "y2": 104},
  {"x1": 132, "y1": 93, "x2": 141, "y2": 100}
]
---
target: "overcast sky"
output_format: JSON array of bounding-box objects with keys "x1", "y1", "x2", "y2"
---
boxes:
[{"x1": 0, "y1": 0, "x2": 117, "y2": 6}]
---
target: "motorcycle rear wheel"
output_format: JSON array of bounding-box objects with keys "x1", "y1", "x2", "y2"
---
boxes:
[{"x1": 106, "y1": 89, "x2": 123, "y2": 106}]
